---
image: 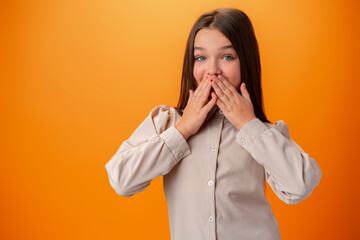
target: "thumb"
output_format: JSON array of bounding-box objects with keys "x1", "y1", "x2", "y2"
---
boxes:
[{"x1": 241, "y1": 83, "x2": 252, "y2": 102}]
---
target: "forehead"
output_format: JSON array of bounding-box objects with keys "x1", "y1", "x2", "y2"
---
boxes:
[{"x1": 194, "y1": 28, "x2": 232, "y2": 48}]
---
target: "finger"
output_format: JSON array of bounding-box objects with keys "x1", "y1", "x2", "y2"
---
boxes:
[
  {"x1": 188, "y1": 89, "x2": 195, "y2": 103},
  {"x1": 188, "y1": 89, "x2": 194, "y2": 103},
  {"x1": 197, "y1": 78, "x2": 212, "y2": 104},
  {"x1": 217, "y1": 75, "x2": 239, "y2": 96},
  {"x1": 211, "y1": 78, "x2": 230, "y2": 103},
  {"x1": 203, "y1": 92, "x2": 217, "y2": 112},
  {"x1": 213, "y1": 76, "x2": 233, "y2": 100},
  {"x1": 194, "y1": 78, "x2": 211, "y2": 103},
  {"x1": 240, "y1": 82, "x2": 252, "y2": 103},
  {"x1": 215, "y1": 95, "x2": 226, "y2": 112},
  {"x1": 193, "y1": 77, "x2": 208, "y2": 97}
]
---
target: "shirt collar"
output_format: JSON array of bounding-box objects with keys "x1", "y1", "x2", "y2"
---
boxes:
[{"x1": 205, "y1": 105, "x2": 220, "y2": 121}]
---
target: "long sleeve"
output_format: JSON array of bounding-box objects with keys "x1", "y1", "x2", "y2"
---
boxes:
[
  {"x1": 235, "y1": 118, "x2": 322, "y2": 205},
  {"x1": 105, "y1": 105, "x2": 191, "y2": 198}
]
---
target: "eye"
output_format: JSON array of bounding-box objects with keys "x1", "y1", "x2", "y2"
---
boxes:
[
  {"x1": 223, "y1": 55, "x2": 234, "y2": 60},
  {"x1": 195, "y1": 56, "x2": 206, "y2": 61}
]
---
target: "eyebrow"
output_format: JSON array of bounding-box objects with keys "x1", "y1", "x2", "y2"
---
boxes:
[{"x1": 194, "y1": 45, "x2": 234, "y2": 51}]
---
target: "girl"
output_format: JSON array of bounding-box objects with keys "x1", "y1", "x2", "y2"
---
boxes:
[{"x1": 105, "y1": 8, "x2": 322, "y2": 240}]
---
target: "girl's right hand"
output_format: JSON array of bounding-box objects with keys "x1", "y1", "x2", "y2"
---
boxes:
[{"x1": 175, "y1": 76, "x2": 217, "y2": 140}]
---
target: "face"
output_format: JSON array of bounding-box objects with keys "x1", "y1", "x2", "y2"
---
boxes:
[{"x1": 193, "y1": 28, "x2": 241, "y2": 91}]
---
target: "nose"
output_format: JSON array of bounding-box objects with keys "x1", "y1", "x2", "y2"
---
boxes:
[{"x1": 206, "y1": 59, "x2": 221, "y2": 77}]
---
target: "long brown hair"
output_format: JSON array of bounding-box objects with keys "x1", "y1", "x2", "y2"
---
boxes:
[{"x1": 175, "y1": 8, "x2": 271, "y2": 124}]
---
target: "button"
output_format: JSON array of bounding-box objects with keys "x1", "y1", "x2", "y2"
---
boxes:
[
  {"x1": 240, "y1": 137, "x2": 246, "y2": 145},
  {"x1": 219, "y1": 109, "x2": 223, "y2": 114},
  {"x1": 208, "y1": 180, "x2": 214, "y2": 187},
  {"x1": 179, "y1": 151, "x2": 184, "y2": 157},
  {"x1": 210, "y1": 146, "x2": 216, "y2": 151},
  {"x1": 208, "y1": 216, "x2": 214, "y2": 222}
]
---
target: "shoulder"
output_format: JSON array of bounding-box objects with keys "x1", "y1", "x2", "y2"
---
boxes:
[
  {"x1": 149, "y1": 105, "x2": 178, "y2": 115},
  {"x1": 264, "y1": 120, "x2": 290, "y2": 139},
  {"x1": 146, "y1": 105, "x2": 181, "y2": 133},
  {"x1": 129, "y1": 105, "x2": 181, "y2": 138},
  {"x1": 148, "y1": 105, "x2": 181, "y2": 120}
]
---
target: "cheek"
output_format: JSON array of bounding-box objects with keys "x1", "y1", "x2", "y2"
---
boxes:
[
  {"x1": 224, "y1": 63, "x2": 241, "y2": 89},
  {"x1": 193, "y1": 63, "x2": 204, "y2": 85}
]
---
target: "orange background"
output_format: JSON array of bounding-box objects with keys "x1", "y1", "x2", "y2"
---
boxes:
[{"x1": 1, "y1": 0, "x2": 359, "y2": 239}]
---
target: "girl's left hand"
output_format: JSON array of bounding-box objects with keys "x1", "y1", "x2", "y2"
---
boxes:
[{"x1": 211, "y1": 75, "x2": 256, "y2": 130}]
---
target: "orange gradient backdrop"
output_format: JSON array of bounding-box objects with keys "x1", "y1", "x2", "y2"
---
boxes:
[{"x1": 1, "y1": 0, "x2": 359, "y2": 239}]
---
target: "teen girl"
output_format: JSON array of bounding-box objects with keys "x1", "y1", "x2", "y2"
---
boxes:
[{"x1": 105, "y1": 8, "x2": 322, "y2": 240}]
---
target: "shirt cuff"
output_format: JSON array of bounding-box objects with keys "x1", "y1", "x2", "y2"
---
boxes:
[
  {"x1": 160, "y1": 126, "x2": 191, "y2": 164},
  {"x1": 235, "y1": 118, "x2": 269, "y2": 153}
]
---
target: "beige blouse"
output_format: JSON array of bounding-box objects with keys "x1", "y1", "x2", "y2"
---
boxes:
[{"x1": 105, "y1": 105, "x2": 322, "y2": 240}]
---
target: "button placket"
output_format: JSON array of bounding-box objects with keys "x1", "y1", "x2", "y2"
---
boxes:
[{"x1": 205, "y1": 117, "x2": 223, "y2": 240}]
